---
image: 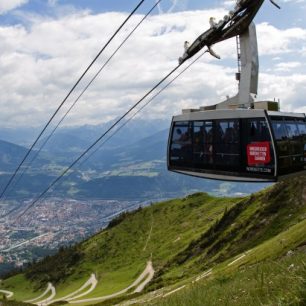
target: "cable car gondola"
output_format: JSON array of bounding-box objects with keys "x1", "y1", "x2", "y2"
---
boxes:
[
  {"x1": 168, "y1": 109, "x2": 306, "y2": 182},
  {"x1": 167, "y1": 0, "x2": 306, "y2": 182}
]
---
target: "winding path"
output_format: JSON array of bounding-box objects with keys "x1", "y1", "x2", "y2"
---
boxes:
[
  {"x1": 69, "y1": 261, "x2": 154, "y2": 304},
  {"x1": 228, "y1": 250, "x2": 251, "y2": 267},
  {"x1": 24, "y1": 283, "x2": 53, "y2": 303},
  {"x1": 48, "y1": 273, "x2": 98, "y2": 304},
  {"x1": 134, "y1": 261, "x2": 155, "y2": 293},
  {"x1": 0, "y1": 289, "x2": 14, "y2": 299},
  {"x1": 35, "y1": 283, "x2": 56, "y2": 306}
]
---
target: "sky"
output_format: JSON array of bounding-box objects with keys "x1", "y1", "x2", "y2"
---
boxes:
[{"x1": 0, "y1": 0, "x2": 305, "y2": 128}]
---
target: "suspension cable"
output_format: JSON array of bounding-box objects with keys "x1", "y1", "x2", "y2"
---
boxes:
[
  {"x1": 4, "y1": 0, "x2": 161, "y2": 199},
  {"x1": 5, "y1": 50, "x2": 208, "y2": 221},
  {"x1": 20, "y1": 50, "x2": 208, "y2": 216},
  {"x1": 0, "y1": 0, "x2": 146, "y2": 200},
  {"x1": 79, "y1": 50, "x2": 208, "y2": 168},
  {"x1": 15, "y1": 63, "x2": 182, "y2": 220}
]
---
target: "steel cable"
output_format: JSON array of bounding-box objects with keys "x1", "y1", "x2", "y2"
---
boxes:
[
  {"x1": 0, "y1": 0, "x2": 146, "y2": 200},
  {"x1": 15, "y1": 63, "x2": 182, "y2": 220},
  {"x1": 4, "y1": 0, "x2": 161, "y2": 200},
  {"x1": 18, "y1": 50, "x2": 208, "y2": 219}
]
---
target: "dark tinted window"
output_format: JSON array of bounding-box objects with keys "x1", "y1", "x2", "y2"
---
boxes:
[
  {"x1": 215, "y1": 120, "x2": 240, "y2": 167},
  {"x1": 169, "y1": 122, "x2": 192, "y2": 167},
  {"x1": 193, "y1": 121, "x2": 213, "y2": 165},
  {"x1": 297, "y1": 119, "x2": 306, "y2": 136},
  {"x1": 172, "y1": 125, "x2": 190, "y2": 143},
  {"x1": 272, "y1": 121, "x2": 288, "y2": 141},
  {"x1": 285, "y1": 120, "x2": 300, "y2": 139},
  {"x1": 271, "y1": 116, "x2": 305, "y2": 174},
  {"x1": 247, "y1": 119, "x2": 270, "y2": 142},
  {"x1": 193, "y1": 122, "x2": 204, "y2": 162},
  {"x1": 215, "y1": 120, "x2": 240, "y2": 145}
]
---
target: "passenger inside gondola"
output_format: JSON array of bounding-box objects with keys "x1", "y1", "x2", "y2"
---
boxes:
[{"x1": 170, "y1": 124, "x2": 192, "y2": 165}]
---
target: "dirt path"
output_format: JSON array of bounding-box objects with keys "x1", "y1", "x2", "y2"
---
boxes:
[
  {"x1": 194, "y1": 269, "x2": 212, "y2": 282},
  {"x1": 58, "y1": 273, "x2": 97, "y2": 302},
  {"x1": 35, "y1": 283, "x2": 56, "y2": 306},
  {"x1": 0, "y1": 289, "x2": 13, "y2": 299},
  {"x1": 134, "y1": 261, "x2": 155, "y2": 293},
  {"x1": 69, "y1": 261, "x2": 154, "y2": 304},
  {"x1": 163, "y1": 285, "x2": 186, "y2": 297},
  {"x1": 228, "y1": 250, "x2": 251, "y2": 267},
  {"x1": 143, "y1": 213, "x2": 154, "y2": 251},
  {"x1": 24, "y1": 283, "x2": 52, "y2": 303},
  {"x1": 119, "y1": 249, "x2": 255, "y2": 305}
]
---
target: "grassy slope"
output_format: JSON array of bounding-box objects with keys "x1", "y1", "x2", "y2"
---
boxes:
[
  {"x1": 1, "y1": 193, "x2": 238, "y2": 301},
  {"x1": 150, "y1": 176, "x2": 306, "y2": 288},
  {"x1": 1, "y1": 176, "x2": 305, "y2": 305},
  {"x1": 90, "y1": 176, "x2": 306, "y2": 306},
  {"x1": 152, "y1": 249, "x2": 306, "y2": 306},
  {"x1": 150, "y1": 221, "x2": 306, "y2": 306}
]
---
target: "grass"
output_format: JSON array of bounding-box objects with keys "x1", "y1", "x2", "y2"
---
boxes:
[
  {"x1": 1, "y1": 176, "x2": 305, "y2": 305},
  {"x1": 1, "y1": 192, "x2": 236, "y2": 302},
  {"x1": 0, "y1": 274, "x2": 38, "y2": 301},
  {"x1": 152, "y1": 248, "x2": 306, "y2": 306},
  {"x1": 0, "y1": 301, "x2": 33, "y2": 306},
  {"x1": 150, "y1": 177, "x2": 306, "y2": 288}
]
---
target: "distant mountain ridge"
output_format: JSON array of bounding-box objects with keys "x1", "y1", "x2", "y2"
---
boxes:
[
  {"x1": 0, "y1": 139, "x2": 28, "y2": 171},
  {"x1": 0, "y1": 119, "x2": 269, "y2": 199},
  {"x1": 2, "y1": 119, "x2": 170, "y2": 149}
]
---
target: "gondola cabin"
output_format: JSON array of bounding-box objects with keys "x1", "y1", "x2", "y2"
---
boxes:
[
  {"x1": 168, "y1": 109, "x2": 306, "y2": 182},
  {"x1": 168, "y1": 1, "x2": 305, "y2": 182}
]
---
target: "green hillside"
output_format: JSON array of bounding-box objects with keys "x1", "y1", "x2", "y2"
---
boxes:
[{"x1": 1, "y1": 176, "x2": 305, "y2": 305}]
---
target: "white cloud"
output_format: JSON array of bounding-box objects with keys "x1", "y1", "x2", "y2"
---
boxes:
[
  {"x1": 259, "y1": 72, "x2": 306, "y2": 113},
  {"x1": 223, "y1": 0, "x2": 235, "y2": 9},
  {"x1": 0, "y1": 0, "x2": 28, "y2": 15},
  {"x1": 0, "y1": 8, "x2": 305, "y2": 128},
  {"x1": 274, "y1": 61, "x2": 301, "y2": 72},
  {"x1": 257, "y1": 23, "x2": 306, "y2": 55}
]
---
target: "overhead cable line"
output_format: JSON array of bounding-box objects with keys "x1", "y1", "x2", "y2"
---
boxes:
[
  {"x1": 0, "y1": 0, "x2": 146, "y2": 200},
  {"x1": 5, "y1": 0, "x2": 161, "y2": 199},
  {"x1": 79, "y1": 50, "x2": 208, "y2": 168},
  {"x1": 27, "y1": 50, "x2": 208, "y2": 214},
  {"x1": 6, "y1": 50, "x2": 207, "y2": 221},
  {"x1": 15, "y1": 63, "x2": 183, "y2": 220}
]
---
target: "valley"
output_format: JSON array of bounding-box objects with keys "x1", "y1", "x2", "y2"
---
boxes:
[
  {"x1": 0, "y1": 121, "x2": 269, "y2": 277},
  {"x1": 0, "y1": 176, "x2": 305, "y2": 305},
  {"x1": 0, "y1": 198, "x2": 144, "y2": 276}
]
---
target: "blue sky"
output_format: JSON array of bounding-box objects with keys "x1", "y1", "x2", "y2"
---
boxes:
[
  {"x1": 0, "y1": 0, "x2": 305, "y2": 127},
  {"x1": 1, "y1": 0, "x2": 304, "y2": 27}
]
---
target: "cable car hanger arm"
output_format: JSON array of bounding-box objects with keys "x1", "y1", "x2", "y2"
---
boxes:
[{"x1": 179, "y1": 0, "x2": 280, "y2": 64}]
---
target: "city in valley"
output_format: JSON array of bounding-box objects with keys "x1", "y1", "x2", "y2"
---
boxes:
[{"x1": 0, "y1": 198, "x2": 145, "y2": 273}]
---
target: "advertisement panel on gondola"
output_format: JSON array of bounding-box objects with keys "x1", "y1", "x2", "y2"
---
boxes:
[{"x1": 247, "y1": 142, "x2": 271, "y2": 166}]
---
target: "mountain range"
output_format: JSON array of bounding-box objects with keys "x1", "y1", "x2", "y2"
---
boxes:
[{"x1": 0, "y1": 119, "x2": 270, "y2": 200}]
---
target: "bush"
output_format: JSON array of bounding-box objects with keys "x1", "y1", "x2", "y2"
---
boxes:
[{"x1": 25, "y1": 245, "x2": 83, "y2": 288}]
